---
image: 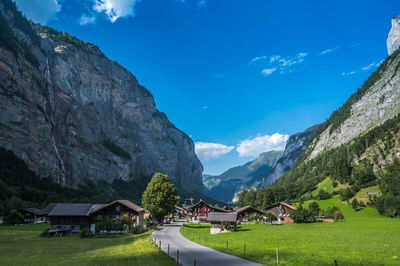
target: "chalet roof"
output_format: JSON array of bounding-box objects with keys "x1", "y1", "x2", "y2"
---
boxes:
[
  {"x1": 235, "y1": 205, "x2": 265, "y2": 215},
  {"x1": 42, "y1": 203, "x2": 57, "y2": 214},
  {"x1": 47, "y1": 204, "x2": 94, "y2": 216},
  {"x1": 189, "y1": 200, "x2": 228, "y2": 213},
  {"x1": 175, "y1": 206, "x2": 186, "y2": 211},
  {"x1": 91, "y1": 200, "x2": 144, "y2": 214},
  {"x1": 190, "y1": 199, "x2": 211, "y2": 209},
  {"x1": 20, "y1": 208, "x2": 47, "y2": 216},
  {"x1": 265, "y1": 202, "x2": 297, "y2": 211},
  {"x1": 207, "y1": 212, "x2": 237, "y2": 223}
]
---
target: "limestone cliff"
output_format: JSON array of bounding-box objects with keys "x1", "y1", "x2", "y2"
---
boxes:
[
  {"x1": 0, "y1": 0, "x2": 203, "y2": 193},
  {"x1": 388, "y1": 16, "x2": 400, "y2": 56}
]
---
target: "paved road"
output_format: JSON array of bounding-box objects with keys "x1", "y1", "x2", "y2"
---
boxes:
[{"x1": 152, "y1": 221, "x2": 262, "y2": 266}]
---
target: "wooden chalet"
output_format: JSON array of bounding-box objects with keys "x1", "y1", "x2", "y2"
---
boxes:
[
  {"x1": 91, "y1": 200, "x2": 145, "y2": 231},
  {"x1": 207, "y1": 212, "x2": 237, "y2": 234},
  {"x1": 47, "y1": 200, "x2": 144, "y2": 235},
  {"x1": 265, "y1": 202, "x2": 297, "y2": 223},
  {"x1": 234, "y1": 205, "x2": 265, "y2": 223},
  {"x1": 188, "y1": 199, "x2": 227, "y2": 222},
  {"x1": 19, "y1": 208, "x2": 47, "y2": 224}
]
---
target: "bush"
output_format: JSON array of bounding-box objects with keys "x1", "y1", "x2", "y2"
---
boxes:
[
  {"x1": 4, "y1": 209, "x2": 24, "y2": 225},
  {"x1": 308, "y1": 202, "x2": 320, "y2": 217},
  {"x1": 290, "y1": 205, "x2": 315, "y2": 223},
  {"x1": 265, "y1": 212, "x2": 278, "y2": 224},
  {"x1": 318, "y1": 189, "x2": 331, "y2": 200},
  {"x1": 80, "y1": 228, "x2": 92, "y2": 238},
  {"x1": 322, "y1": 206, "x2": 344, "y2": 221},
  {"x1": 375, "y1": 194, "x2": 400, "y2": 218}
]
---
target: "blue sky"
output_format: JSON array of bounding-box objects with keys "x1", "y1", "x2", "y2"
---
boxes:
[{"x1": 16, "y1": 0, "x2": 399, "y2": 175}]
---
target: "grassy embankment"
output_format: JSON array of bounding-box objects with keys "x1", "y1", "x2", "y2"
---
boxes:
[
  {"x1": 0, "y1": 224, "x2": 175, "y2": 266},
  {"x1": 180, "y1": 197, "x2": 400, "y2": 265}
]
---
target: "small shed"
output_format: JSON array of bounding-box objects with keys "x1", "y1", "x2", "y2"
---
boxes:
[{"x1": 207, "y1": 212, "x2": 237, "y2": 234}]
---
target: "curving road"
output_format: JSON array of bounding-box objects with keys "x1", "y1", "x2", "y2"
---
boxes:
[{"x1": 152, "y1": 221, "x2": 262, "y2": 266}]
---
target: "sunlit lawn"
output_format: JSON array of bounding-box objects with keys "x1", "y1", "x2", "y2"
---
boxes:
[
  {"x1": 180, "y1": 197, "x2": 400, "y2": 265},
  {"x1": 0, "y1": 224, "x2": 175, "y2": 266}
]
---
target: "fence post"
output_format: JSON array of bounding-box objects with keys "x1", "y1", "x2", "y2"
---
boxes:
[
  {"x1": 276, "y1": 248, "x2": 279, "y2": 264},
  {"x1": 168, "y1": 244, "x2": 170, "y2": 255},
  {"x1": 213, "y1": 238, "x2": 215, "y2": 248},
  {"x1": 244, "y1": 243, "x2": 246, "y2": 257},
  {"x1": 177, "y1": 250, "x2": 179, "y2": 265},
  {"x1": 159, "y1": 241, "x2": 161, "y2": 251},
  {"x1": 334, "y1": 260, "x2": 338, "y2": 266},
  {"x1": 193, "y1": 259, "x2": 197, "y2": 266},
  {"x1": 205, "y1": 235, "x2": 207, "y2": 242},
  {"x1": 226, "y1": 240, "x2": 228, "y2": 249},
  {"x1": 199, "y1": 234, "x2": 200, "y2": 241}
]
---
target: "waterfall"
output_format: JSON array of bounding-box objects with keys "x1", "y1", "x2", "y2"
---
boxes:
[{"x1": 45, "y1": 58, "x2": 66, "y2": 185}]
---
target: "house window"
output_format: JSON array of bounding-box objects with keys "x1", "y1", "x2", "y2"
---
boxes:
[
  {"x1": 115, "y1": 205, "x2": 121, "y2": 212},
  {"x1": 96, "y1": 215, "x2": 103, "y2": 220}
]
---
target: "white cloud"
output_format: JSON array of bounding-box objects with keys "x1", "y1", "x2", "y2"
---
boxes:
[
  {"x1": 15, "y1": 0, "x2": 61, "y2": 25},
  {"x1": 93, "y1": 0, "x2": 141, "y2": 23},
  {"x1": 261, "y1": 67, "x2": 276, "y2": 76},
  {"x1": 79, "y1": 14, "x2": 97, "y2": 25},
  {"x1": 269, "y1": 55, "x2": 281, "y2": 63},
  {"x1": 251, "y1": 52, "x2": 307, "y2": 76},
  {"x1": 361, "y1": 60, "x2": 382, "y2": 71},
  {"x1": 319, "y1": 47, "x2": 338, "y2": 56},
  {"x1": 249, "y1": 55, "x2": 268, "y2": 65},
  {"x1": 195, "y1": 142, "x2": 234, "y2": 161},
  {"x1": 237, "y1": 133, "x2": 289, "y2": 157},
  {"x1": 341, "y1": 71, "x2": 356, "y2": 76}
]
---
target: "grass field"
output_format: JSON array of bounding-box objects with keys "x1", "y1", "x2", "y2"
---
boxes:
[
  {"x1": 310, "y1": 177, "x2": 349, "y2": 197},
  {"x1": 180, "y1": 197, "x2": 400, "y2": 265},
  {"x1": 0, "y1": 224, "x2": 175, "y2": 266}
]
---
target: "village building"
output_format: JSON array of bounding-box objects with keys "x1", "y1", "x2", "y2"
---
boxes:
[
  {"x1": 188, "y1": 200, "x2": 226, "y2": 222},
  {"x1": 19, "y1": 208, "x2": 47, "y2": 224},
  {"x1": 188, "y1": 199, "x2": 227, "y2": 222},
  {"x1": 47, "y1": 200, "x2": 144, "y2": 235},
  {"x1": 174, "y1": 206, "x2": 188, "y2": 218},
  {"x1": 235, "y1": 205, "x2": 265, "y2": 223},
  {"x1": 207, "y1": 212, "x2": 237, "y2": 234},
  {"x1": 265, "y1": 202, "x2": 297, "y2": 223}
]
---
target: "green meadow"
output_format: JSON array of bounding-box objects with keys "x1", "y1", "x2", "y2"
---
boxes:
[
  {"x1": 180, "y1": 197, "x2": 400, "y2": 265},
  {"x1": 0, "y1": 224, "x2": 175, "y2": 266}
]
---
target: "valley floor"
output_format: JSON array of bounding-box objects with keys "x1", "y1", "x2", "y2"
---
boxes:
[
  {"x1": 180, "y1": 198, "x2": 400, "y2": 265},
  {"x1": 0, "y1": 225, "x2": 175, "y2": 266}
]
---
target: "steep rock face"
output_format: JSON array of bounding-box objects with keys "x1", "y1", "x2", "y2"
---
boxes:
[
  {"x1": 257, "y1": 125, "x2": 318, "y2": 188},
  {"x1": 204, "y1": 150, "x2": 283, "y2": 203},
  {"x1": 309, "y1": 50, "x2": 400, "y2": 160},
  {"x1": 388, "y1": 16, "x2": 400, "y2": 55},
  {"x1": 0, "y1": 1, "x2": 203, "y2": 193}
]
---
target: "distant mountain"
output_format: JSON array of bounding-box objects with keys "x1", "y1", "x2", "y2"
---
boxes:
[
  {"x1": 204, "y1": 150, "x2": 283, "y2": 203},
  {"x1": 249, "y1": 125, "x2": 319, "y2": 189}
]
